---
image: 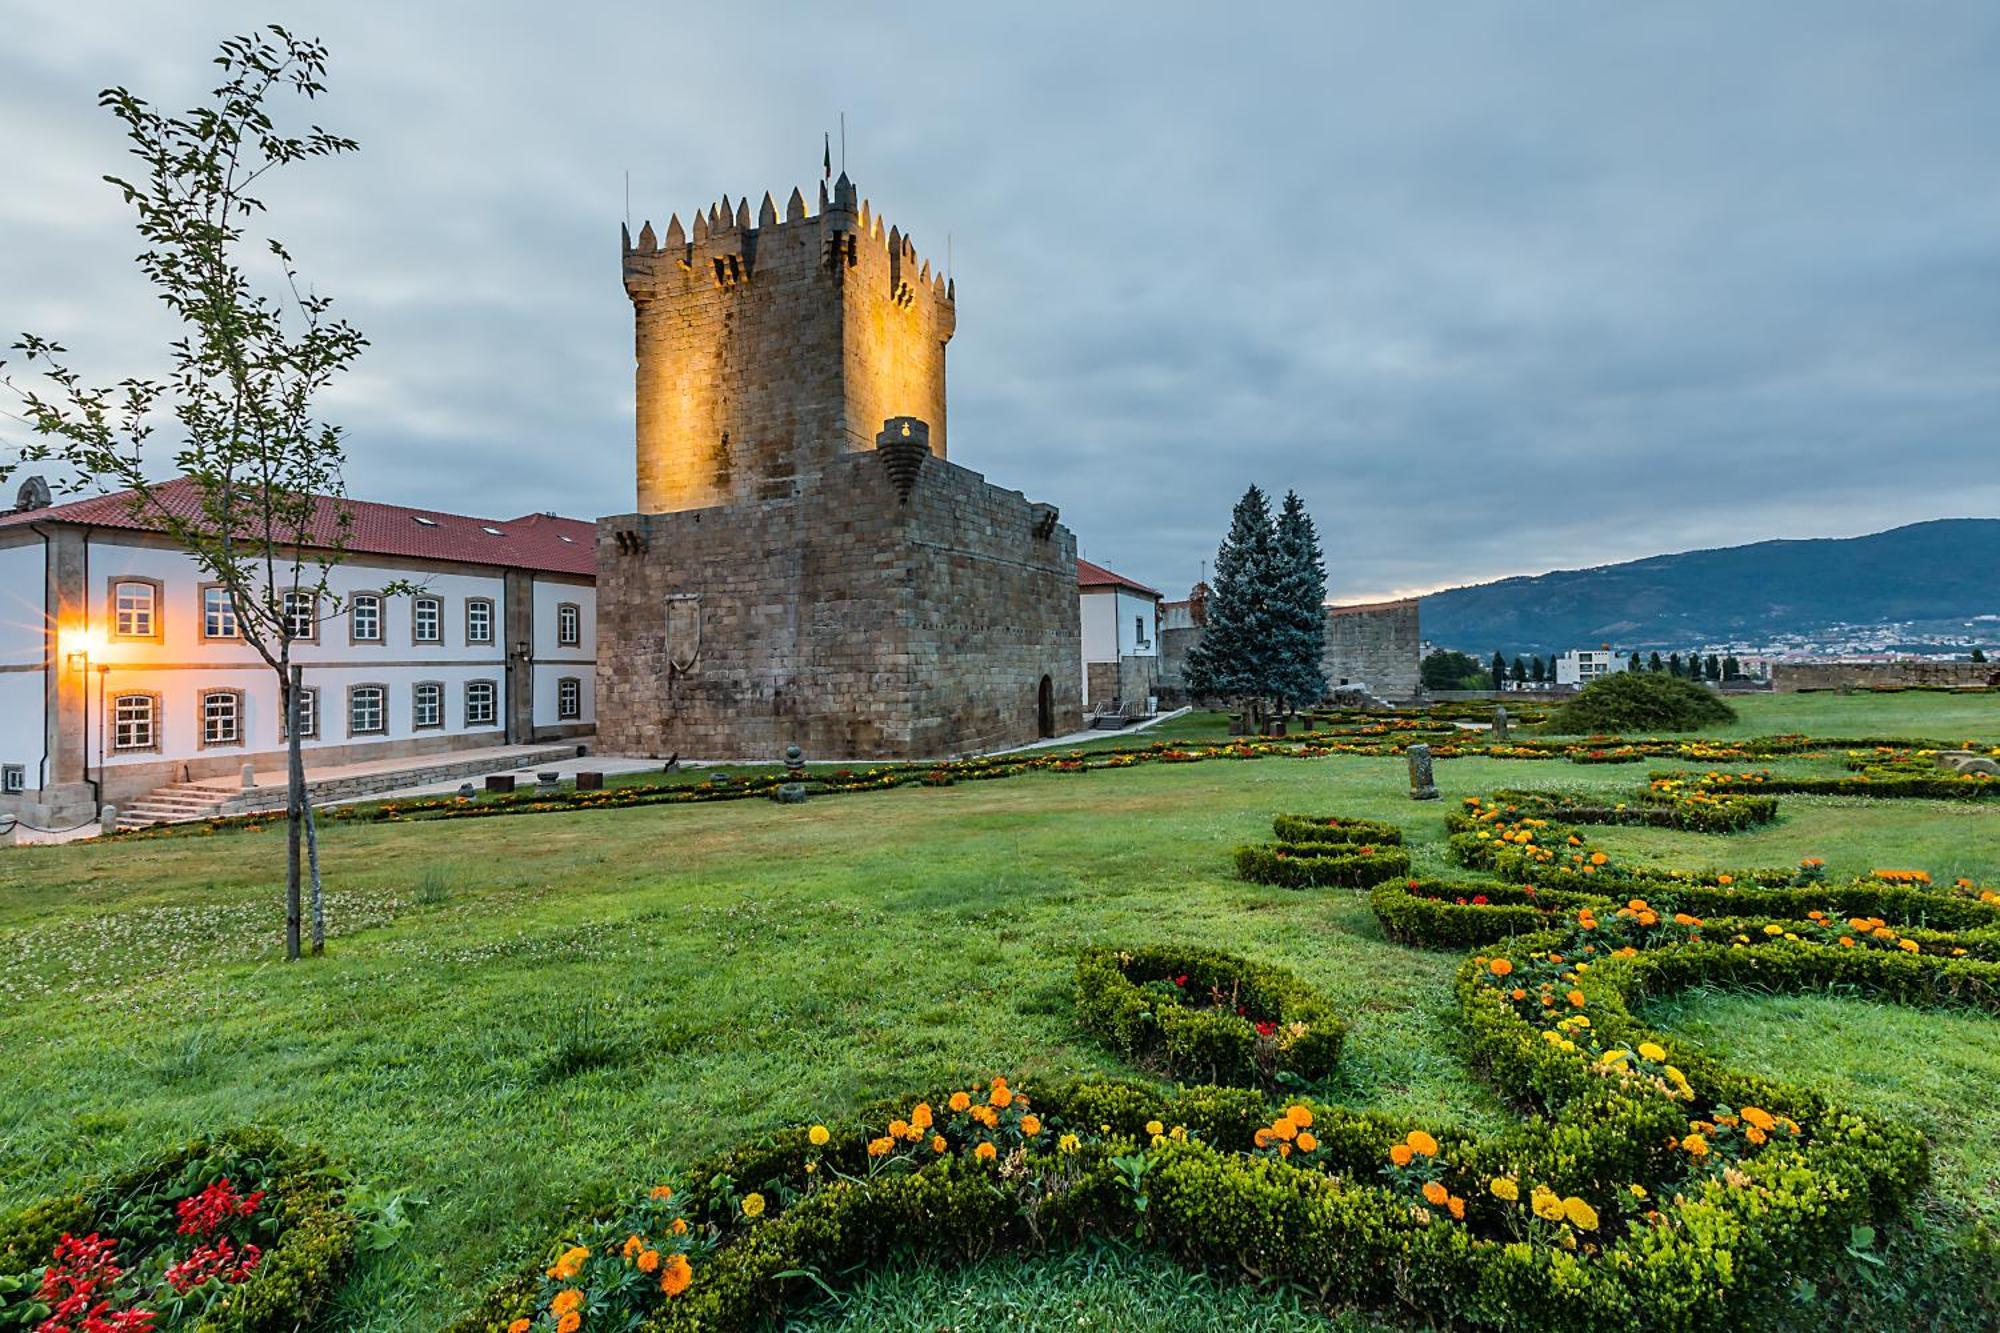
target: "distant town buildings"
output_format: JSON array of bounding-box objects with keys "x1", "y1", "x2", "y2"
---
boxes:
[{"x1": 1554, "y1": 647, "x2": 1630, "y2": 687}]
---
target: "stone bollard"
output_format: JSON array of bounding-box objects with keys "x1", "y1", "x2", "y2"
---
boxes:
[
  {"x1": 485, "y1": 774, "x2": 516, "y2": 794},
  {"x1": 575, "y1": 771, "x2": 604, "y2": 791},
  {"x1": 775, "y1": 744, "x2": 809, "y2": 804},
  {"x1": 98, "y1": 803, "x2": 119, "y2": 833},
  {"x1": 241, "y1": 762, "x2": 258, "y2": 790},
  {"x1": 1407, "y1": 744, "x2": 1439, "y2": 801},
  {"x1": 456, "y1": 782, "x2": 477, "y2": 800},
  {"x1": 1492, "y1": 706, "x2": 1510, "y2": 741},
  {"x1": 536, "y1": 771, "x2": 561, "y2": 796}
]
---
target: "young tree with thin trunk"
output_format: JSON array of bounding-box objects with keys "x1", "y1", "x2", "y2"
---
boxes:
[{"x1": 2, "y1": 28, "x2": 365, "y2": 961}]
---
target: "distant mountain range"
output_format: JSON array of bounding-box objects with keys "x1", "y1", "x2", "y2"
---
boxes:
[{"x1": 1417, "y1": 519, "x2": 2000, "y2": 656}]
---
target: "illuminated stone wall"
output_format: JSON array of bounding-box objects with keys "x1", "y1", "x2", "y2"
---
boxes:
[
  {"x1": 622, "y1": 176, "x2": 954, "y2": 514},
  {"x1": 595, "y1": 448, "x2": 1081, "y2": 759}
]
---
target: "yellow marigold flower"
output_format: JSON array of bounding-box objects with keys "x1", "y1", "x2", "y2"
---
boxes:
[
  {"x1": 1422, "y1": 1180, "x2": 1450, "y2": 1207},
  {"x1": 557, "y1": 1313, "x2": 581, "y2": 1333},
  {"x1": 1562, "y1": 1196, "x2": 1598, "y2": 1231},
  {"x1": 911, "y1": 1102, "x2": 934, "y2": 1130},
  {"x1": 931, "y1": 1134, "x2": 948, "y2": 1154},
  {"x1": 808, "y1": 1124, "x2": 831, "y2": 1147},
  {"x1": 1286, "y1": 1104, "x2": 1314, "y2": 1129},
  {"x1": 1683, "y1": 1133, "x2": 1710, "y2": 1157},
  {"x1": 1020, "y1": 1114, "x2": 1042, "y2": 1136},
  {"x1": 974, "y1": 1141, "x2": 997, "y2": 1161},
  {"x1": 1145, "y1": 1120, "x2": 1164, "y2": 1137},
  {"x1": 867, "y1": 1136, "x2": 894, "y2": 1157},
  {"x1": 637, "y1": 1248, "x2": 660, "y2": 1273},
  {"x1": 949, "y1": 1091, "x2": 972, "y2": 1112},
  {"x1": 1531, "y1": 1186, "x2": 1565, "y2": 1221},
  {"x1": 1296, "y1": 1132, "x2": 1318, "y2": 1153},
  {"x1": 1638, "y1": 1042, "x2": 1667, "y2": 1062},
  {"x1": 1058, "y1": 1133, "x2": 1081, "y2": 1154},
  {"x1": 741, "y1": 1192, "x2": 766, "y2": 1219},
  {"x1": 1762, "y1": 923, "x2": 1784, "y2": 936},
  {"x1": 1406, "y1": 1130, "x2": 1438, "y2": 1157},
  {"x1": 660, "y1": 1252, "x2": 693, "y2": 1297},
  {"x1": 1489, "y1": 1177, "x2": 1519, "y2": 1201},
  {"x1": 1389, "y1": 1143, "x2": 1414, "y2": 1167}
]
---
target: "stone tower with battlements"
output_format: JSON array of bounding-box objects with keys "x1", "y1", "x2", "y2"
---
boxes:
[
  {"x1": 622, "y1": 173, "x2": 956, "y2": 513},
  {"x1": 596, "y1": 174, "x2": 1082, "y2": 760}
]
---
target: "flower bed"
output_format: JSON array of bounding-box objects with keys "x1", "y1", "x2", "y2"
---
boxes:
[
  {"x1": 1073, "y1": 945, "x2": 1346, "y2": 1086},
  {"x1": 1234, "y1": 841, "x2": 1412, "y2": 889},
  {"x1": 0, "y1": 1130, "x2": 353, "y2": 1333}
]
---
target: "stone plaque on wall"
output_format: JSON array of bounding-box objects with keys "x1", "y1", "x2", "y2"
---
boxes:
[{"x1": 664, "y1": 593, "x2": 702, "y2": 674}]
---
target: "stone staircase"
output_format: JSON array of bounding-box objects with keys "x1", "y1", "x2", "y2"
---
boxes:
[{"x1": 115, "y1": 742, "x2": 583, "y2": 831}]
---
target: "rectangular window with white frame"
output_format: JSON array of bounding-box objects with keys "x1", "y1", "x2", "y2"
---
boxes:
[
  {"x1": 281, "y1": 686, "x2": 319, "y2": 741},
  {"x1": 413, "y1": 596, "x2": 443, "y2": 645},
  {"x1": 113, "y1": 693, "x2": 159, "y2": 752},
  {"x1": 412, "y1": 681, "x2": 443, "y2": 730},
  {"x1": 465, "y1": 597, "x2": 494, "y2": 645},
  {"x1": 283, "y1": 590, "x2": 318, "y2": 642},
  {"x1": 2, "y1": 764, "x2": 25, "y2": 795},
  {"x1": 348, "y1": 683, "x2": 387, "y2": 736},
  {"x1": 464, "y1": 679, "x2": 497, "y2": 727},
  {"x1": 200, "y1": 689, "x2": 243, "y2": 747},
  {"x1": 557, "y1": 676, "x2": 581, "y2": 720},
  {"x1": 350, "y1": 592, "x2": 383, "y2": 644},
  {"x1": 110, "y1": 578, "x2": 162, "y2": 641},
  {"x1": 556, "y1": 602, "x2": 581, "y2": 648},
  {"x1": 200, "y1": 585, "x2": 239, "y2": 640}
]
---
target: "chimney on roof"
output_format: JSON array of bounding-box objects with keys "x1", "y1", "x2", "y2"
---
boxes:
[{"x1": 13, "y1": 475, "x2": 52, "y2": 513}]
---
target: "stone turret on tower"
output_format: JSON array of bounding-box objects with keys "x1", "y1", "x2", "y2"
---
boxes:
[{"x1": 621, "y1": 174, "x2": 957, "y2": 514}]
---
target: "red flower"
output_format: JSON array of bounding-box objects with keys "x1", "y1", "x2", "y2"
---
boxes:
[
  {"x1": 1254, "y1": 1020, "x2": 1278, "y2": 1037},
  {"x1": 1472, "y1": 895, "x2": 1489, "y2": 905},
  {"x1": 165, "y1": 1237, "x2": 263, "y2": 1293},
  {"x1": 174, "y1": 1179, "x2": 265, "y2": 1237},
  {"x1": 1172, "y1": 974, "x2": 1188, "y2": 987}
]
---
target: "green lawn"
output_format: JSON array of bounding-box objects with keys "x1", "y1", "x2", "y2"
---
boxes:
[{"x1": 1, "y1": 693, "x2": 1996, "y2": 1330}]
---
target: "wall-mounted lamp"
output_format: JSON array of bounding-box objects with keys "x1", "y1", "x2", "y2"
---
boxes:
[{"x1": 66, "y1": 651, "x2": 89, "y2": 674}]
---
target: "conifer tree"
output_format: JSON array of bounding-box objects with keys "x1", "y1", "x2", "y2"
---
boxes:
[
  {"x1": 1269, "y1": 490, "x2": 1328, "y2": 710},
  {"x1": 1668, "y1": 652, "x2": 1683, "y2": 677},
  {"x1": 1490, "y1": 651, "x2": 1507, "y2": 691},
  {"x1": 1649, "y1": 652, "x2": 1664, "y2": 673},
  {"x1": 1510, "y1": 655, "x2": 1527, "y2": 683},
  {"x1": 1185, "y1": 486, "x2": 1282, "y2": 708},
  {"x1": 1530, "y1": 656, "x2": 1546, "y2": 684},
  {"x1": 1704, "y1": 654, "x2": 1722, "y2": 681}
]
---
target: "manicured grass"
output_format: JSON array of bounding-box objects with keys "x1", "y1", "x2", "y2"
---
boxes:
[
  {"x1": 1700, "y1": 690, "x2": 2000, "y2": 743},
  {"x1": 0, "y1": 691, "x2": 1995, "y2": 1329}
]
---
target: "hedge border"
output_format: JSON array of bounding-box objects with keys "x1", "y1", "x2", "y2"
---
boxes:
[
  {"x1": 1271, "y1": 814, "x2": 1405, "y2": 847},
  {"x1": 1234, "y1": 842, "x2": 1412, "y2": 889},
  {"x1": 1073, "y1": 945, "x2": 1346, "y2": 1086}
]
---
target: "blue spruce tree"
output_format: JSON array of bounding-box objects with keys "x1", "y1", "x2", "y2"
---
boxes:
[
  {"x1": 1271, "y1": 490, "x2": 1328, "y2": 710},
  {"x1": 1186, "y1": 486, "x2": 1282, "y2": 707}
]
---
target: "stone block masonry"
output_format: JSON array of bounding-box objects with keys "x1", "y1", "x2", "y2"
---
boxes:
[
  {"x1": 596, "y1": 444, "x2": 1082, "y2": 760},
  {"x1": 1323, "y1": 598, "x2": 1422, "y2": 702}
]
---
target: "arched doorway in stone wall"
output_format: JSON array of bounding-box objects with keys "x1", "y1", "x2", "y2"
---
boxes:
[{"x1": 1038, "y1": 675, "x2": 1056, "y2": 738}]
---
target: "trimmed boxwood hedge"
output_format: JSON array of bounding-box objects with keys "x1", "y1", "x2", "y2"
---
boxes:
[
  {"x1": 1074, "y1": 945, "x2": 1346, "y2": 1085},
  {"x1": 1270, "y1": 813, "x2": 1405, "y2": 846},
  {"x1": 0, "y1": 1129, "x2": 354, "y2": 1332},
  {"x1": 1235, "y1": 842, "x2": 1412, "y2": 888}
]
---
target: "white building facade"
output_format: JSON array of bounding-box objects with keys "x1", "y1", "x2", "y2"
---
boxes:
[
  {"x1": 1077, "y1": 558, "x2": 1161, "y2": 709},
  {"x1": 1554, "y1": 647, "x2": 1631, "y2": 687},
  {"x1": 0, "y1": 480, "x2": 595, "y2": 824}
]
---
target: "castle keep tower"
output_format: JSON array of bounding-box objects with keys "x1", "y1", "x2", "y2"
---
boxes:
[
  {"x1": 623, "y1": 174, "x2": 956, "y2": 512},
  {"x1": 596, "y1": 175, "x2": 1082, "y2": 760}
]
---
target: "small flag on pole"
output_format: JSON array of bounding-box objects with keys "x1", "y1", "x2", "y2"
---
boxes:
[{"x1": 824, "y1": 133, "x2": 833, "y2": 179}]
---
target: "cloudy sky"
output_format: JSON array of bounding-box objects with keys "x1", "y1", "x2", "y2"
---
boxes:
[{"x1": 4, "y1": 2, "x2": 1997, "y2": 601}]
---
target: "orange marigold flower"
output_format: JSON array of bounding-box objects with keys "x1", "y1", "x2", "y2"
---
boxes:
[
  {"x1": 1286, "y1": 1104, "x2": 1314, "y2": 1128},
  {"x1": 949, "y1": 1091, "x2": 972, "y2": 1112},
  {"x1": 1448, "y1": 1194, "x2": 1466, "y2": 1220},
  {"x1": 552, "y1": 1289, "x2": 584, "y2": 1317},
  {"x1": 911, "y1": 1102, "x2": 934, "y2": 1130},
  {"x1": 867, "y1": 1136, "x2": 894, "y2": 1157},
  {"x1": 622, "y1": 1234, "x2": 643, "y2": 1259},
  {"x1": 1489, "y1": 958, "x2": 1514, "y2": 977},
  {"x1": 1406, "y1": 1130, "x2": 1438, "y2": 1157},
  {"x1": 660, "y1": 1253, "x2": 693, "y2": 1297},
  {"x1": 931, "y1": 1134, "x2": 948, "y2": 1154},
  {"x1": 1740, "y1": 1106, "x2": 1776, "y2": 1132},
  {"x1": 975, "y1": 1141, "x2": 997, "y2": 1161},
  {"x1": 649, "y1": 1185, "x2": 674, "y2": 1199},
  {"x1": 1389, "y1": 1143, "x2": 1414, "y2": 1167},
  {"x1": 671, "y1": 1218, "x2": 688, "y2": 1235},
  {"x1": 990, "y1": 1082, "x2": 1014, "y2": 1109},
  {"x1": 557, "y1": 1314, "x2": 581, "y2": 1333},
  {"x1": 888, "y1": 1119, "x2": 911, "y2": 1140},
  {"x1": 1296, "y1": 1131, "x2": 1318, "y2": 1153},
  {"x1": 1020, "y1": 1114, "x2": 1042, "y2": 1136},
  {"x1": 1271, "y1": 1118, "x2": 1297, "y2": 1141},
  {"x1": 509, "y1": 1322, "x2": 530, "y2": 1333},
  {"x1": 1567, "y1": 990, "x2": 1586, "y2": 1008},
  {"x1": 1422, "y1": 1180, "x2": 1450, "y2": 1207},
  {"x1": 637, "y1": 1248, "x2": 660, "y2": 1273},
  {"x1": 1255, "y1": 1128, "x2": 1275, "y2": 1149}
]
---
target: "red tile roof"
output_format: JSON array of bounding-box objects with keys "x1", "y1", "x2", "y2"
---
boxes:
[
  {"x1": 1076, "y1": 558, "x2": 1161, "y2": 598},
  {"x1": 0, "y1": 478, "x2": 596, "y2": 577}
]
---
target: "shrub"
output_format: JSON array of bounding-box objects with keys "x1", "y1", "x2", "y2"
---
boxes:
[
  {"x1": 1547, "y1": 672, "x2": 1736, "y2": 735},
  {"x1": 1235, "y1": 843, "x2": 1412, "y2": 889},
  {"x1": 1074, "y1": 946, "x2": 1345, "y2": 1086}
]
